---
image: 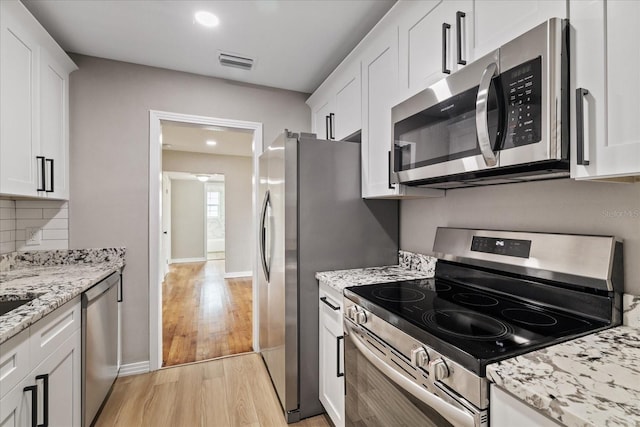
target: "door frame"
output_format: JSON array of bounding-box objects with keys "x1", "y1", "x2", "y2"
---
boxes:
[{"x1": 149, "y1": 110, "x2": 263, "y2": 371}]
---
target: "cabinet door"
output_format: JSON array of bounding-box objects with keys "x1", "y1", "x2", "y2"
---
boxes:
[
  {"x1": 39, "y1": 50, "x2": 70, "y2": 199},
  {"x1": 361, "y1": 28, "x2": 399, "y2": 198},
  {"x1": 318, "y1": 285, "x2": 344, "y2": 427},
  {"x1": 398, "y1": 0, "x2": 473, "y2": 99},
  {"x1": 0, "y1": 377, "x2": 34, "y2": 427},
  {"x1": 571, "y1": 0, "x2": 640, "y2": 179},
  {"x1": 0, "y1": 1, "x2": 39, "y2": 197},
  {"x1": 473, "y1": 0, "x2": 566, "y2": 59},
  {"x1": 32, "y1": 330, "x2": 81, "y2": 427},
  {"x1": 333, "y1": 62, "x2": 361, "y2": 141},
  {"x1": 312, "y1": 99, "x2": 334, "y2": 141},
  {"x1": 490, "y1": 384, "x2": 561, "y2": 426}
]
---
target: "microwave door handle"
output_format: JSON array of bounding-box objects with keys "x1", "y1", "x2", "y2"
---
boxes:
[
  {"x1": 475, "y1": 63, "x2": 499, "y2": 167},
  {"x1": 345, "y1": 323, "x2": 476, "y2": 427}
]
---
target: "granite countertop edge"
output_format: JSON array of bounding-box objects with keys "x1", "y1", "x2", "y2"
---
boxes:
[{"x1": 0, "y1": 252, "x2": 125, "y2": 345}]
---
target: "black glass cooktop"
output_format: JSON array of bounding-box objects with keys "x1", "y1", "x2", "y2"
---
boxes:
[{"x1": 345, "y1": 278, "x2": 608, "y2": 367}]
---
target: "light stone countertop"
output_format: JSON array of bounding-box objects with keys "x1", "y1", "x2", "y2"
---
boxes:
[
  {"x1": 0, "y1": 248, "x2": 125, "y2": 345},
  {"x1": 486, "y1": 295, "x2": 640, "y2": 427}
]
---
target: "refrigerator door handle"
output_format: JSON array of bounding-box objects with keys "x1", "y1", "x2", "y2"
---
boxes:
[{"x1": 259, "y1": 190, "x2": 271, "y2": 281}]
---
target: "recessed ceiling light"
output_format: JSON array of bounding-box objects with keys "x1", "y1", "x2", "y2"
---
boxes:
[
  {"x1": 195, "y1": 11, "x2": 219, "y2": 28},
  {"x1": 206, "y1": 140, "x2": 217, "y2": 146}
]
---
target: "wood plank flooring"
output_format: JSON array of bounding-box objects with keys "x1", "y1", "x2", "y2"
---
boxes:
[
  {"x1": 163, "y1": 260, "x2": 253, "y2": 367},
  {"x1": 95, "y1": 353, "x2": 331, "y2": 427}
]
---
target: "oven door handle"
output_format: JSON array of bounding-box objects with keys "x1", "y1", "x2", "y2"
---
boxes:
[
  {"x1": 475, "y1": 62, "x2": 499, "y2": 167},
  {"x1": 347, "y1": 325, "x2": 476, "y2": 427}
]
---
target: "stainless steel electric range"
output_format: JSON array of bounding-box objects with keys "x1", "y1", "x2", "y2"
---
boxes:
[{"x1": 343, "y1": 228, "x2": 623, "y2": 427}]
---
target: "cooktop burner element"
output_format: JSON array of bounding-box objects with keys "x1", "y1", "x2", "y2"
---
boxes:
[
  {"x1": 422, "y1": 309, "x2": 512, "y2": 340},
  {"x1": 502, "y1": 308, "x2": 558, "y2": 326},
  {"x1": 452, "y1": 292, "x2": 499, "y2": 307},
  {"x1": 371, "y1": 286, "x2": 426, "y2": 303}
]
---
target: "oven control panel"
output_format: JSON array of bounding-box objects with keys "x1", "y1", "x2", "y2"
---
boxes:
[
  {"x1": 502, "y1": 56, "x2": 542, "y2": 149},
  {"x1": 471, "y1": 236, "x2": 531, "y2": 258}
]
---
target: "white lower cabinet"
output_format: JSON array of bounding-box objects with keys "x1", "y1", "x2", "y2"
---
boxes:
[
  {"x1": 318, "y1": 282, "x2": 345, "y2": 427},
  {"x1": 0, "y1": 298, "x2": 81, "y2": 427},
  {"x1": 490, "y1": 384, "x2": 561, "y2": 427}
]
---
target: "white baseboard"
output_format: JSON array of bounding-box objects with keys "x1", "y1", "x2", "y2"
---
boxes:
[
  {"x1": 119, "y1": 361, "x2": 150, "y2": 377},
  {"x1": 171, "y1": 257, "x2": 206, "y2": 264},
  {"x1": 224, "y1": 270, "x2": 252, "y2": 279}
]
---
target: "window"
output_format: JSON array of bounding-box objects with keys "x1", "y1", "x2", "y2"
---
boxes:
[{"x1": 207, "y1": 191, "x2": 221, "y2": 218}]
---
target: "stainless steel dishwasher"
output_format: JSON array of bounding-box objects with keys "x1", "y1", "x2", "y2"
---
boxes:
[{"x1": 82, "y1": 271, "x2": 121, "y2": 427}]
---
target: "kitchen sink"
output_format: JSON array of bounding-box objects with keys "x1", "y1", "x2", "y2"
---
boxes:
[{"x1": 0, "y1": 298, "x2": 34, "y2": 316}]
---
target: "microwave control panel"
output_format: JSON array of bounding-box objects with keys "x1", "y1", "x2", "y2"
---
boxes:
[{"x1": 502, "y1": 56, "x2": 542, "y2": 149}]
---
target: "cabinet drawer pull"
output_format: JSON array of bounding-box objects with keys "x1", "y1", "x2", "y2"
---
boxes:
[
  {"x1": 576, "y1": 88, "x2": 590, "y2": 166},
  {"x1": 45, "y1": 159, "x2": 54, "y2": 193},
  {"x1": 23, "y1": 385, "x2": 38, "y2": 427},
  {"x1": 336, "y1": 335, "x2": 344, "y2": 378},
  {"x1": 35, "y1": 374, "x2": 49, "y2": 427},
  {"x1": 36, "y1": 157, "x2": 46, "y2": 191},
  {"x1": 442, "y1": 22, "x2": 451, "y2": 74},
  {"x1": 320, "y1": 296, "x2": 340, "y2": 311},
  {"x1": 329, "y1": 113, "x2": 335, "y2": 140},
  {"x1": 325, "y1": 115, "x2": 330, "y2": 140},
  {"x1": 456, "y1": 12, "x2": 467, "y2": 65}
]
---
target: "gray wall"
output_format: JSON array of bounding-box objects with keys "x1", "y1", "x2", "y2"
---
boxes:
[
  {"x1": 400, "y1": 179, "x2": 640, "y2": 294},
  {"x1": 170, "y1": 180, "x2": 205, "y2": 260},
  {"x1": 68, "y1": 54, "x2": 310, "y2": 365},
  {"x1": 164, "y1": 151, "x2": 252, "y2": 273}
]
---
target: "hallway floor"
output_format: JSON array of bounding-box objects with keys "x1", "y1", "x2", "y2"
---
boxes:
[{"x1": 162, "y1": 260, "x2": 253, "y2": 367}]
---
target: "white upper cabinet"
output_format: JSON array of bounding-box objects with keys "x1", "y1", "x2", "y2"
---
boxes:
[
  {"x1": 308, "y1": 60, "x2": 361, "y2": 141},
  {"x1": 0, "y1": 0, "x2": 76, "y2": 200},
  {"x1": 361, "y1": 26, "x2": 401, "y2": 198},
  {"x1": 398, "y1": 0, "x2": 473, "y2": 100},
  {"x1": 571, "y1": 0, "x2": 640, "y2": 180},
  {"x1": 473, "y1": 0, "x2": 567, "y2": 59}
]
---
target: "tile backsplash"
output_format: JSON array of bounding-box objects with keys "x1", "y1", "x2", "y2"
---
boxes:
[{"x1": 0, "y1": 199, "x2": 69, "y2": 254}]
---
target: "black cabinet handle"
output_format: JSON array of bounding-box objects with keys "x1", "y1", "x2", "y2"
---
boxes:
[
  {"x1": 118, "y1": 273, "x2": 123, "y2": 302},
  {"x1": 456, "y1": 12, "x2": 467, "y2": 65},
  {"x1": 35, "y1": 374, "x2": 49, "y2": 427},
  {"x1": 442, "y1": 22, "x2": 451, "y2": 74},
  {"x1": 320, "y1": 296, "x2": 340, "y2": 311},
  {"x1": 325, "y1": 115, "x2": 330, "y2": 140},
  {"x1": 24, "y1": 385, "x2": 38, "y2": 427},
  {"x1": 576, "y1": 88, "x2": 590, "y2": 166},
  {"x1": 329, "y1": 113, "x2": 335, "y2": 140},
  {"x1": 45, "y1": 159, "x2": 54, "y2": 192},
  {"x1": 36, "y1": 157, "x2": 46, "y2": 191},
  {"x1": 336, "y1": 336, "x2": 344, "y2": 377}
]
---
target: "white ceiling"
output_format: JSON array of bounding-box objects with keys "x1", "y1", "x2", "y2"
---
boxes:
[
  {"x1": 165, "y1": 171, "x2": 225, "y2": 182},
  {"x1": 161, "y1": 120, "x2": 254, "y2": 157},
  {"x1": 21, "y1": 0, "x2": 396, "y2": 93}
]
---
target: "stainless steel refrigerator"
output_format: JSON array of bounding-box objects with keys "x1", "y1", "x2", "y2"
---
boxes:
[{"x1": 258, "y1": 131, "x2": 399, "y2": 422}]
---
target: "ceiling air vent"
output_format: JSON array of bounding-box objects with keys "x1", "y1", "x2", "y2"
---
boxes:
[{"x1": 218, "y1": 52, "x2": 254, "y2": 71}]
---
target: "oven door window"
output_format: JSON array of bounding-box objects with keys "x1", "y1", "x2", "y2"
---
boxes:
[
  {"x1": 394, "y1": 83, "x2": 502, "y2": 171},
  {"x1": 345, "y1": 333, "x2": 454, "y2": 427}
]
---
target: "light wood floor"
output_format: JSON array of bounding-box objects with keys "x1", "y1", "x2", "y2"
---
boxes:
[
  {"x1": 163, "y1": 260, "x2": 253, "y2": 367},
  {"x1": 96, "y1": 353, "x2": 331, "y2": 427}
]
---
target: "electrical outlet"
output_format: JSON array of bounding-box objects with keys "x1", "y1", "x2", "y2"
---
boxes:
[{"x1": 25, "y1": 227, "x2": 41, "y2": 246}]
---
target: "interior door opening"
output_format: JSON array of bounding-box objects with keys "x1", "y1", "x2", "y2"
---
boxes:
[{"x1": 149, "y1": 112, "x2": 263, "y2": 370}]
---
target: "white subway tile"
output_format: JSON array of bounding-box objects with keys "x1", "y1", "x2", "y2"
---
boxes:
[
  {"x1": 42, "y1": 229, "x2": 68, "y2": 240},
  {"x1": 0, "y1": 230, "x2": 15, "y2": 243},
  {"x1": 15, "y1": 230, "x2": 25, "y2": 240},
  {"x1": 0, "y1": 219, "x2": 15, "y2": 232},
  {"x1": 16, "y1": 218, "x2": 67, "y2": 230},
  {"x1": 15, "y1": 200, "x2": 66, "y2": 209},
  {"x1": 42, "y1": 208, "x2": 68, "y2": 219},
  {"x1": 0, "y1": 200, "x2": 15, "y2": 209},
  {"x1": 0, "y1": 241, "x2": 16, "y2": 254},
  {"x1": 0, "y1": 208, "x2": 15, "y2": 220},
  {"x1": 17, "y1": 239, "x2": 68, "y2": 251},
  {"x1": 16, "y1": 208, "x2": 43, "y2": 219}
]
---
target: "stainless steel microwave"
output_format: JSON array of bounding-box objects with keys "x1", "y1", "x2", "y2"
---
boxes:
[{"x1": 391, "y1": 18, "x2": 569, "y2": 189}]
